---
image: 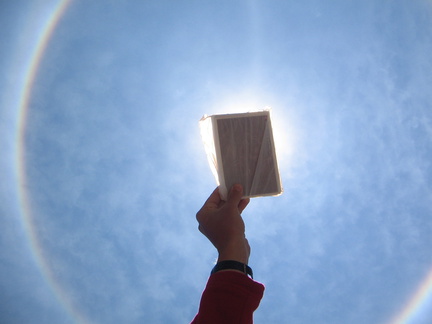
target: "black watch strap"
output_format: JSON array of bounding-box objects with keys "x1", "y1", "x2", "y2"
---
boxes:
[{"x1": 211, "y1": 260, "x2": 253, "y2": 279}]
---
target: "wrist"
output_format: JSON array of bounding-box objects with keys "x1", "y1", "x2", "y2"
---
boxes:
[
  {"x1": 217, "y1": 240, "x2": 250, "y2": 264},
  {"x1": 217, "y1": 252, "x2": 249, "y2": 264}
]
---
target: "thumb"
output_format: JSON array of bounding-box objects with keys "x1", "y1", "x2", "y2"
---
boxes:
[{"x1": 227, "y1": 184, "x2": 244, "y2": 206}]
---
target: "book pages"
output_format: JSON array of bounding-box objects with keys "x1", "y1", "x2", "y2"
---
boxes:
[{"x1": 200, "y1": 110, "x2": 282, "y2": 200}]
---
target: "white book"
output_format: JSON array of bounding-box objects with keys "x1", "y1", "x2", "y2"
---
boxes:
[{"x1": 200, "y1": 110, "x2": 283, "y2": 200}]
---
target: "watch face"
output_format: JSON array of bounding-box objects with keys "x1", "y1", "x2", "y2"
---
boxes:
[{"x1": 215, "y1": 111, "x2": 282, "y2": 198}]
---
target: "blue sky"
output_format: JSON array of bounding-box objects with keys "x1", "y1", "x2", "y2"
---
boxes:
[{"x1": 1, "y1": 1, "x2": 432, "y2": 323}]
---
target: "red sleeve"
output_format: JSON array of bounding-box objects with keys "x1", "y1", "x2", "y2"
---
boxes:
[{"x1": 191, "y1": 271, "x2": 265, "y2": 324}]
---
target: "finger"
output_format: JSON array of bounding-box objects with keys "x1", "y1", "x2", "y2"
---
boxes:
[
  {"x1": 238, "y1": 198, "x2": 250, "y2": 214},
  {"x1": 227, "y1": 184, "x2": 243, "y2": 207},
  {"x1": 203, "y1": 187, "x2": 221, "y2": 208}
]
